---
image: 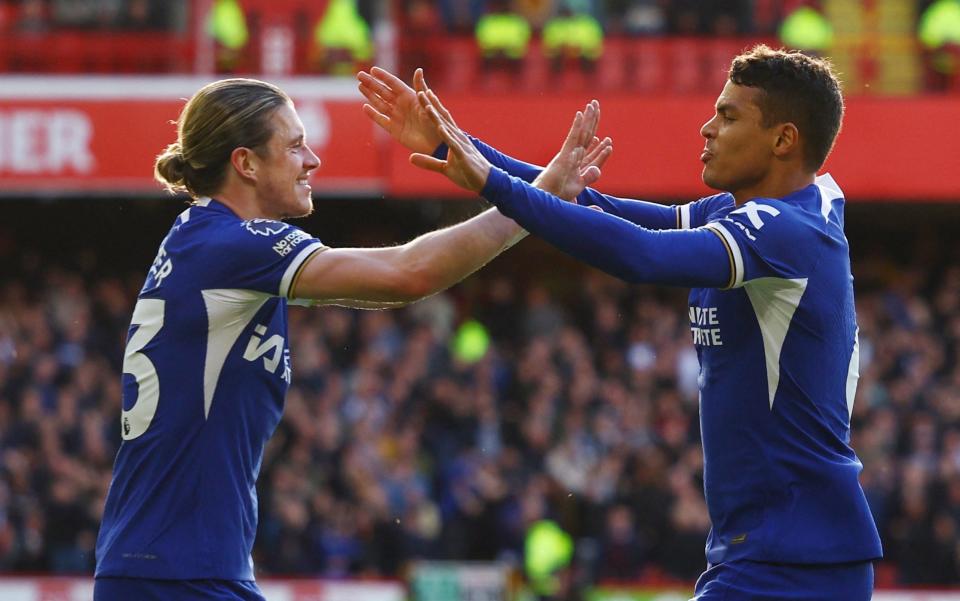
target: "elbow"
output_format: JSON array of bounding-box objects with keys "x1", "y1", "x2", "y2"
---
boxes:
[
  {"x1": 384, "y1": 267, "x2": 435, "y2": 303},
  {"x1": 400, "y1": 270, "x2": 437, "y2": 302}
]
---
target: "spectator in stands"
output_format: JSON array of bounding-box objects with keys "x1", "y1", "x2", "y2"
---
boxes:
[
  {"x1": 779, "y1": 2, "x2": 833, "y2": 56},
  {"x1": 595, "y1": 504, "x2": 646, "y2": 581},
  {"x1": 604, "y1": 0, "x2": 666, "y2": 36},
  {"x1": 401, "y1": 0, "x2": 444, "y2": 78},
  {"x1": 543, "y1": 2, "x2": 604, "y2": 72},
  {"x1": 918, "y1": 0, "x2": 960, "y2": 92},
  {"x1": 208, "y1": 0, "x2": 248, "y2": 72},
  {"x1": 312, "y1": 0, "x2": 374, "y2": 76},
  {"x1": 475, "y1": 0, "x2": 531, "y2": 77},
  {"x1": 438, "y1": 0, "x2": 487, "y2": 34}
]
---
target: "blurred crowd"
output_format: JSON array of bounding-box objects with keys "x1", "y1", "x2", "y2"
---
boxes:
[
  {"x1": 1, "y1": 235, "x2": 959, "y2": 588},
  {"x1": 2, "y1": 0, "x2": 958, "y2": 93},
  {"x1": 0, "y1": 0, "x2": 184, "y2": 31}
]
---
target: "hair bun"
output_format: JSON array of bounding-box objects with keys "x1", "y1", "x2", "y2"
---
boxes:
[{"x1": 154, "y1": 142, "x2": 190, "y2": 194}]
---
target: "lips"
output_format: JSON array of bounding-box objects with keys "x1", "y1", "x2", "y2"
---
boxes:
[{"x1": 700, "y1": 150, "x2": 713, "y2": 163}]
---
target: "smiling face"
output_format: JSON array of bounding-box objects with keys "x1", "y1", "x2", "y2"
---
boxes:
[
  {"x1": 699, "y1": 81, "x2": 779, "y2": 197},
  {"x1": 253, "y1": 103, "x2": 321, "y2": 220}
]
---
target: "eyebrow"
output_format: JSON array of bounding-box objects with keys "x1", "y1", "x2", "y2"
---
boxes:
[{"x1": 715, "y1": 103, "x2": 738, "y2": 116}]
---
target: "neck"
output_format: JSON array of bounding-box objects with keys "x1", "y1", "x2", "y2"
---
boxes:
[
  {"x1": 211, "y1": 184, "x2": 266, "y2": 221},
  {"x1": 732, "y1": 169, "x2": 816, "y2": 205}
]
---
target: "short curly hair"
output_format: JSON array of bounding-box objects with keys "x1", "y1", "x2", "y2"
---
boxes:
[{"x1": 729, "y1": 45, "x2": 844, "y2": 172}]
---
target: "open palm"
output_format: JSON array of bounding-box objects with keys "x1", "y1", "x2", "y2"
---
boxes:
[{"x1": 357, "y1": 67, "x2": 443, "y2": 154}]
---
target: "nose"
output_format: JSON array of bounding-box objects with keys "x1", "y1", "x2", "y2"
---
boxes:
[
  {"x1": 305, "y1": 145, "x2": 321, "y2": 170},
  {"x1": 700, "y1": 115, "x2": 717, "y2": 139}
]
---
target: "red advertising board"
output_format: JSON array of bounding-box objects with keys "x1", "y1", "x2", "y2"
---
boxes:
[
  {"x1": 0, "y1": 77, "x2": 381, "y2": 196},
  {"x1": 0, "y1": 77, "x2": 958, "y2": 201}
]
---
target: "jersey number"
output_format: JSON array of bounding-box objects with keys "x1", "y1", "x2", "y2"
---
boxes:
[{"x1": 121, "y1": 298, "x2": 165, "y2": 440}]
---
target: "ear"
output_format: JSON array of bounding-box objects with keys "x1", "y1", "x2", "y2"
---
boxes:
[
  {"x1": 229, "y1": 147, "x2": 259, "y2": 183},
  {"x1": 773, "y1": 122, "x2": 800, "y2": 159}
]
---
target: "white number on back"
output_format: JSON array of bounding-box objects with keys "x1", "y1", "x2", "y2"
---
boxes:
[{"x1": 121, "y1": 298, "x2": 165, "y2": 440}]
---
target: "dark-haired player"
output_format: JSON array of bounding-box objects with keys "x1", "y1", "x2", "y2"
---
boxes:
[{"x1": 362, "y1": 45, "x2": 883, "y2": 600}]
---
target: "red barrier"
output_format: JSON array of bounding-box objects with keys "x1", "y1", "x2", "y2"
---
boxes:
[{"x1": 0, "y1": 77, "x2": 957, "y2": 201}]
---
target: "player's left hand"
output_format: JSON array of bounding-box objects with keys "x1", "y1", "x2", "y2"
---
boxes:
[
  {"x1": 357, "y1": 67, "x2": 442, "y2": 154},
  {"x1": 409, "y1": 92, "x2": 491, "y2": 193}
]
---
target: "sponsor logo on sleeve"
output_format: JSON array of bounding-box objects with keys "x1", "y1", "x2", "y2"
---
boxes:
[
  {"x1": 243, "y1": 219, "x2": 290, "y2": 236},
  {"x1": 272, "y1": 229, "x2": 312, "y2": 256}
]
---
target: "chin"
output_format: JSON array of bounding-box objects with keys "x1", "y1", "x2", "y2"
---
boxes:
[{"x1": 701, "y1": 169, "x2": 720, "y2": 191}]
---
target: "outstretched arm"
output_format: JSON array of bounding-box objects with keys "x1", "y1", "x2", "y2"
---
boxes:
[
  {"x1": 410, "y1": 93, "x2": 732, "y2": 288},
  {"x1": 291, "y1": 208, "x2": 526, "y2": 306}
]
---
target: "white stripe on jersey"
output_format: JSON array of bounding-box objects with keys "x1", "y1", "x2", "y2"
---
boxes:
[
  {"x1": 279, "y1": 242, "x2": 326, "y2": 298},
  {"x1": 846, "y1": 327, "x2": 860, "y2": 419},
  {"x1": 201, "y1": 289, "x2": 270, "y2": 419},
  {"x1": 704, "y1": 222, "x2": 744, "y2": 288},
  {"x1": 743, "y1": 277, "x2": 809, "y2": 408},
  {"x1": 680, "y1": 203, "x2": 692, "y2": 229}
]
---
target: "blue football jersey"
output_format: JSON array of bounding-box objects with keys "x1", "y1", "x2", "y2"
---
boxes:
[
  {"x1": 480, "y1": 169, "x2": 883, "y2": 567},
  {"x1": 95, "y1": 198, "x2": 326, "y2": 580},
  {"x1": 681, "y1": 175, "x2": 882, "y2": 565}
]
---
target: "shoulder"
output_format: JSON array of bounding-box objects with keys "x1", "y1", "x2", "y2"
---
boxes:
[
  {"x1": 681, "y1": 193, "x2": 735, "y2": 229},
  {"x1": 719, "y1": 195, "x2": 823, "y2": 246},
  {"x1": 203, "y1": 216, "x2": 317, "y2": 259}
]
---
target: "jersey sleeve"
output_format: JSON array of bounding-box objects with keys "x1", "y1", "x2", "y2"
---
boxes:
[
  {"x1": 481, "y1": 168, "x2": 732, "y2": 288},
  {"x1": 702, "y1": 200, "x2": 822, "y2": 289},
  {"x1": 434, "y1": 135, "x2": 541, "y2": 182},
  {"x1": 437, "y1": 137, "x2": 679, "y2": 229},
  {"x1": 575, "y1": 190, "x2": 679, "y2": 230},
  {"x1": 205, "y1": 219, "x2": 327, "y2": 298}
]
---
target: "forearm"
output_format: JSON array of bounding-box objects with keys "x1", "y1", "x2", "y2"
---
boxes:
[
  {"x1": 291, "y1": 210, "x2": 525, "y2": 304},
  {"x1": 481, "y1": 169, "x2": 729, "y2": 288},
  {"x1": 437, "y1": 137, "x2": 678, "y2": 228},
  {"x1": 575, "y1": 189, "x2": 678, "y2": 229},
  {"x1": 400, "y1": 207, "x2": 527, "y2": 297},
  {"x1": 435, "y1": 136, "x2": 542, "y2": 183}
]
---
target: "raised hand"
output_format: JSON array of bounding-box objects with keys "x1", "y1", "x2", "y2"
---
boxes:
[
  {"x1": 408, "y1": 92, "x2": 491, "y2": 193},
  {"x1": 357, "y1": 67, "x2": 443, "y2": 154},
  {"x1": 535, "y1": 100, "x2": 613, "y2": 201}
]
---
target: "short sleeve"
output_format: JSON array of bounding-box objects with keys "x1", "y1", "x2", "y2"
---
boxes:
[
  {"x1": 205, "y1": 219, "x2": 327, "y2": 298},
  {"x1": 702, "y1": 200, "x2": 821, "y2": 289}
]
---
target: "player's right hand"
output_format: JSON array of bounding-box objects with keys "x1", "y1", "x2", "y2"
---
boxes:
[
  {"x1": 357, "y1": 67, "x2": 443, "y2": 154},
  {"x1": 535, "y1": 100, "x2": 613, "y2": 201}
]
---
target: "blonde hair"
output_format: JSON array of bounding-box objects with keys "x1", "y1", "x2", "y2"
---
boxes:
[{"x1": 154, "y1": 78, "x2": 291, "y2": 197}]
